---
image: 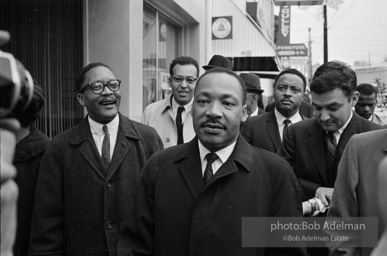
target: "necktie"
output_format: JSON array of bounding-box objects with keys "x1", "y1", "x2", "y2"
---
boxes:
[
  {"x1": 325, "y1": 132, "x2": 337, "y2": 159},
  {"x1": 176, "y1": 106, "x2": 185, "y2": 145},
  {"x1": 204, "y1": 153, "x2": 219, "y2": 186},
  {"x1": 102, "y1": 125, "x2": 110, "y2": 165},
  {"x1": 325, "y1": 132, "x2": 337, "y2": 186},
  {"x1": 283, "y1": 119, "x2": 291, "y2": 137}
]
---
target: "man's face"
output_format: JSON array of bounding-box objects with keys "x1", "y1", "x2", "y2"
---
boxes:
[
  {"x1": 193, "y1": 73, "x2": 247, "y2": 152},
  {"x1": 312, "y1": 88, "x2": 358, "y2": 132},
  {"x1": 273, "y1": 74, "x2": 304, "y2": 118},
  {"x1": 245, "y1": 92, "x2": 257, "y2": 115},
  {"x1": 170, "y1": 64, "x2": 198, "y2": 106},
  {"x1": 77, "y1": 66, "x2": 121, "y2": 124},
  {"x1": 355, "y1": 93, "x2": 377, "y2": 120}
]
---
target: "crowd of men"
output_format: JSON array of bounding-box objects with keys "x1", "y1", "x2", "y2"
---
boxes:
[{"x1": 2, "y1": 44, "x2": 387, "y2": 256}]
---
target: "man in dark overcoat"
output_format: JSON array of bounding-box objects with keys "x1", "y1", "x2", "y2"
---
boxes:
[
  {"x1": 29, "y1": 62, "x2": 163, "y2": 256},
  {"x1": 277, "y1": 61, "x2": 380, "y2": 256},
  {"x1": 117, "y1": 67, "x2": 306, "y2": 256}
]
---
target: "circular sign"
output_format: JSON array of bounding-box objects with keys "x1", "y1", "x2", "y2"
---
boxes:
[{"x1": 212, "y1": 18, "x2": 231, "y2": 39}]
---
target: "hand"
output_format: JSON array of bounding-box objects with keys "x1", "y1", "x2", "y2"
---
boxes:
[{"x1": 315, "y1": 187, "x2": 334, "y2": 207}]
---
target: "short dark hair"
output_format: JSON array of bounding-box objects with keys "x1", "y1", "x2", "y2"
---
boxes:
[
  {"x1": 15, "y1": 80, "x2": 45, "y2": 127},
  {"x1": 274, "y1": 69, "x2": 307, "y2": 92},
  {"x1": 169, "y1": 56, "x2": 199, "y2": 77},
  {"x1": 195, "y1": 67, "x2": 246, "y2": 104},
  {"x1": 310, "y1": 60, "x2": 356, "y2": 97},
  {"x1": 356, "y1": 83, "x2": 378, "y2": 98},
  {"x1": 75, "y1": 62, "x2": 115, "y2": 92}
]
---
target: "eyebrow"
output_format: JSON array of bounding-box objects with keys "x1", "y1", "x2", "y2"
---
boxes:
[{"x1": 312, "y1": 102, "x2": 342, "y2": 108}]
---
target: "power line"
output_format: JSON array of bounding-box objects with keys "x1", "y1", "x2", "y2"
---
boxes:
[{"x1": 329, "y1": 0, "x2": 358, "y2": 27}]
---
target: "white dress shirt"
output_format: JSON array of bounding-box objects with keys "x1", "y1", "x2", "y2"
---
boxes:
[
  {"x1": 274, "y1": 109, "x2": 303, "y2": 141},
  {"x1": 88, "y1": 114, "x2": 119, "y2": 158}
]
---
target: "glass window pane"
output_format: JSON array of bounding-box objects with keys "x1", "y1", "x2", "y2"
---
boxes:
[{"x1": 143, "y1": 3, "x2": 182, "y2": 109}]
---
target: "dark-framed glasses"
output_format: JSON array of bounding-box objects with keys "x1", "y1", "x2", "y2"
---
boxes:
[
  {"x1": 80, "y1": 79, "x2": 121, "y2": 94},
  {"x1": 171, "y1": 76, "x2": 197, "y2": 85}
]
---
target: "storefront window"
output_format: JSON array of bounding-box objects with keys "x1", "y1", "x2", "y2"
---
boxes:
[{"x1": 143, "y1": 3, "x2": 182, "y2": 108}]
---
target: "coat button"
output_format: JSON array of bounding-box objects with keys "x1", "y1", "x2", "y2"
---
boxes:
[
  {"x1": 106, "y1": 221, "x2": 113, "y2": 229},
  {"x1": 106, "y1": 183, "x2": 112, "y2": 188},
  {"x1": 166, "y1": 137, "x2": 170, "y2": 142}
]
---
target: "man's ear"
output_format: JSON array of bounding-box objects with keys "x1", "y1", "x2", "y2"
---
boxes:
[
  {"x1": 77, "y1": 93, "x2": 86, "y2": 106},
  {"x1": 241, "y1": 104, "x2": 248, "y2": 122},
  {"x1": 351, "y1": 91, "x2": 359, "y2": 107}
]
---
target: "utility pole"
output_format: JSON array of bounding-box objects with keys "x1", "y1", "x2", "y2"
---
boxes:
[
  {"x1": 308, "y1": 27, "x2": 313, "y2": 84},
  {"x1": 323, "y1": 5, "x2": 328, "y2": 63}
]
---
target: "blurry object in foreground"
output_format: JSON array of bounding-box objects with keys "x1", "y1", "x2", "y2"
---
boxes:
[
  {"x1": 1, "y1": 125, "x2": 19, "y2": 256},
  {"x1": 0, "y1": 50, "x2": 34, "y2": 118}
]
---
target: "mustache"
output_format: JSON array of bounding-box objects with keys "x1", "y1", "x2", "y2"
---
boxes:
[{"x1": 202, "y1": 118, "x2": 225, "y2": 128}]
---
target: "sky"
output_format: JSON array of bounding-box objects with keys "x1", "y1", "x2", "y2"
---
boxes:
[{"x1": 277, "y1": 0, "x2": 387, "y2": 66}]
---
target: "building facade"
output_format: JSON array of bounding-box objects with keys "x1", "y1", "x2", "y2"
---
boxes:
[{"x1": 2, "y1": 0, "x2": 277, "y2": 137}]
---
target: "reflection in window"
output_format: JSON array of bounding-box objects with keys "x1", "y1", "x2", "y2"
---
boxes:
[{"x1": 143, "y1": 3, "x2": 182, "y2": 109}]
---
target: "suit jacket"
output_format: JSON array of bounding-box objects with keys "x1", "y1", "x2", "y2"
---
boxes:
[
  {"x1": 277, "y1": 113, "x2": 380, "y2": 201},
  {"x1": 327, "y1": 129, "x2": 387, "y2": 256},
  {"x1": 118, "y1": 136, "x2": 306, "y2": 256},
  {"x1": 14, "y1": 127, "x2": 50, "y2": 256},
  {"x1": 29, "y1": 113, "x2": 163, "y2": 256},
  {"x1": 241, "y1": 110, "x2": 306, "y2": 153}
]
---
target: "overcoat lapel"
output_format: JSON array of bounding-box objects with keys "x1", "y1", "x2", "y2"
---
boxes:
[
  {"x1": 307, "y1": 122, "x2": 329, "y2": 185},
  {"x1": 267, "y1": 111, "x2": 281, "y2": 150},
  {"x1": 335, "y1": 115, "x2": 358, "y2": 162},
  {"x1": 106, "y1": 114, "x2": 140, "y2": 181},
  {"x1": 71, "y1": 117, "x2": 107, "y2": 180},
  {"x1": 210, "y1": 136, "x2": 251, "y2": 185},
  {"x1": 106, "y1": 132, "x2": 131, "y2": 181},
  {"x1": 177, "y1": 138, "x2": 204, "y2": 202}
]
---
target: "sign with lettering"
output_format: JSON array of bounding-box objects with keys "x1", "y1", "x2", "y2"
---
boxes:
[
  {"x1": 277, "y1": 44, "x2": 308, "y2": 57},
  {"x1": 276, "y1": 6, "x2": 290, "y2": 45}
]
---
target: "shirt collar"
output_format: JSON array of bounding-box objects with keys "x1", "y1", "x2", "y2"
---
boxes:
[
  {"x1": 335, "y1": 111, "x2": 353, "y2": 136},
  {"x1": 249, "y1": 107, "x2": 259, "y2": 117},
  {"x1": 88, "y1": 114, "x2": 119, "y2": 135},
  {"x1": 274, "y1": 108, "x2": 302, "y2": 126},
  {"x1": 198, "y1": 139, "x2": 237, "y2": 165}
]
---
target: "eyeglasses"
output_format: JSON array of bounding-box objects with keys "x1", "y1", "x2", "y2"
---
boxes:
[
  {"x1": 80, "y1": 79, "x2": 121, "y2": 94},
  {"x1": 171, "y1": 76, "x2": 197, "y2": 85}
]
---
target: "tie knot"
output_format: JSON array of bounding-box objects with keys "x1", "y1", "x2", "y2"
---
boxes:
[
  {"x1": 326, "y1": 132, "x2": 337, "y2": 145},
  {"x1": 102, "y1": 125, "x2": 109, "y2": 134},
  {"x1": 177, "y1": 106, "x2": 185, "y2": 114},
  {"x1": 283, "y1": 119, "x2": 291, "y2": 126},
  {"x1": 206, "y1": 153, "x2": 219, "y2": 165}
]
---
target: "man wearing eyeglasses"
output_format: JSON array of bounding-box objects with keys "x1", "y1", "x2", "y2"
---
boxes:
[
  {"x1": 142, "y1": 56, "x2": 199, "y2": 148},
  {"x1": 29, "y1": 62, "x2": 163, "y2": 256}
]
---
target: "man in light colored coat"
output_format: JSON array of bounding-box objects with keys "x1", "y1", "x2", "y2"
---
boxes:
[{"x1": 142, "y1": 56, "x2": 198, "y2": 148}]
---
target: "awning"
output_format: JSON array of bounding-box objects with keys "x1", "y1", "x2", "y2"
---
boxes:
[{"x1": 229, "y1": 56, "x2": 280, "y2": 73}]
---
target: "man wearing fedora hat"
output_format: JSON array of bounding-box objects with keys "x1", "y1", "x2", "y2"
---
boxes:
[
  {"x1": 241, "y1": 69, "x2": 307, "y2": 153},
  {"x1": 202, "y1": 55, "x2": 232, "y2": 71},
  {"x1": 240, "y1": 73, "x2": 265, "y2": 117}
]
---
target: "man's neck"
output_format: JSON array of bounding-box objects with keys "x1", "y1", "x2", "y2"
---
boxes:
[{"x1": 276, "y1": 108, "x2": 297, "y2": 119}]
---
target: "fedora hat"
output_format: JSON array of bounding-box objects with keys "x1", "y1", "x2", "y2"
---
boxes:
[
  {"x1": 202, "y1": 55, "x2": 232, "y2": 70},
  {"x1": 240, "y1": 73, "x2": 264, "y2": 94}
]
